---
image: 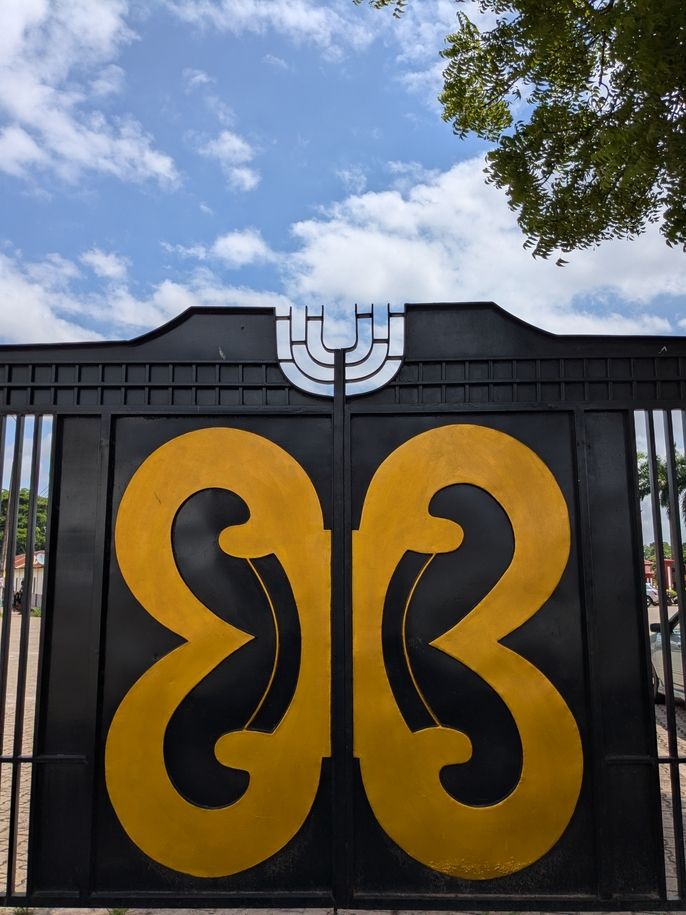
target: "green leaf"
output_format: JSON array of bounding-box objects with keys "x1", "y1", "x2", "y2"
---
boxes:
[{"x1": 357, "y1": 0, "x2": 686, "y2": 254}]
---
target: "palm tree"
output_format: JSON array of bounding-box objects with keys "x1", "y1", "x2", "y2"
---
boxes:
[{"x1": 637, "y1": 451, "x2": 686, "y2": 523}]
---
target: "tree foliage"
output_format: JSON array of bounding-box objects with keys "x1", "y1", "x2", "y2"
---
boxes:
[
  {"x1": 357, "y1": 0, "x2": 686, "y2": 257},
  {"x1": 644, "y1": 541, "x2": 672, "y2": 561},
  {"x1": 0, "y1": 489, "x2": 48, "y2": 557},
  {"x1": 637, "y1": 452, "x2": 686, "y2": 525}
]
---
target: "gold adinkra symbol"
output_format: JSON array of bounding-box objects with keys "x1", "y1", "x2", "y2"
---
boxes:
[{"x1": 105, "y1": 425, "x2": 583, "y2": 880}]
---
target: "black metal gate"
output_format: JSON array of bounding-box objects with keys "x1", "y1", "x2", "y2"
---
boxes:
[{"x1": 0, "y1": 301, "x2": 684, "y2": 909}]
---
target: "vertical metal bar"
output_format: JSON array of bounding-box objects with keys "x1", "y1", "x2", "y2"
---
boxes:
[
  {"x1": 6, "y1": 417, "x2": 42, "y2": 894},
  {"x1": 646, "y1": 409, "x2": 686, "y2": 896},
  {"x1": 572, "y1": 408, "x2": 612, "y2": 899},
  {"x1": 0, "y1": 414, "x2": 7, "y2": 893},
  {"x1": 664, "y1": 409, "x2": 686, "y2": 903},
  {"x1": 84, "y1": 413, "x2": 112, "y2": 897},
  {"x1": 664, "y1": 410, "x2": 686, "y2": 704},
  {"x1": 679, "y1": 408, "x2": 686, "y2": 620},
  {"x1": 0, "y1": 415, "x2": 24, "y2": 898},
  {"x1": 0, "y1": 418, "x2": 25, "y2": 739},
  {"x1": 331, "y1": 349, "x2": 351, "y2": 907},
  {"x1": 0, "y1": 416, "x2": 6, "y2": 501},
  {"x1": 26, "y1": 416, "x2": 57, "y2": 898},
  {"x1": 0, "y1": 416, "x2": 7, "y2": 611},
  {"x1": 629, "y1": 411, "x2": 667, "y2": 899}
]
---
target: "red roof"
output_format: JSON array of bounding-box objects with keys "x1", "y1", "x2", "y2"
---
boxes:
[{"x1": 14, "y1": 551, "x2": 45, "y2": 570}]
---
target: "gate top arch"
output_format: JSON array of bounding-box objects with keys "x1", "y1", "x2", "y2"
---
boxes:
[{"x1": 0, "y1": 300, "x2": 684, "y2": 410}]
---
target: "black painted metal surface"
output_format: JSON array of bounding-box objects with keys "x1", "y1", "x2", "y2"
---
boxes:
[{"x1": 0, "y1": 302, "x2": 684, "y2": 908}]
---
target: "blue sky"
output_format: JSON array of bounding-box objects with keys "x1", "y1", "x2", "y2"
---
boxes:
[{"x1": 0, "y1": 0, "x2": 685, "y2": 347}]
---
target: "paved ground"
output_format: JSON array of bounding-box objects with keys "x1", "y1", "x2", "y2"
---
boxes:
[
  {"x1": 0, "y1": 614, "x2": 39, "y2": 895},
  {"x1": 647, "y1": 604, "x2": 686, "y2": 900},
  {"x1": 0, "y1": 613, "x2": 683, "y2": 915},
  {"x1": 654, "y1": 702, "x2": 686, "y2": 900}
]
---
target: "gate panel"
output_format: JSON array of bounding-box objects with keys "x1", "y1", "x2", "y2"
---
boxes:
[
  {"x1": 94, "y1": 414, "x2": 334, "y2": 897},
  {"x1": 1, "y1": 301, "x2": 685, "y2": 908},
  {"x1": 347, "y1": 409, "x2": 599, "y2": 902},
  {"x1": 342, "y1": 301, "x2": 680, "y2": 907},
  {"x1": 1, "y1": 309, "x2": 338, "y2": 907}
]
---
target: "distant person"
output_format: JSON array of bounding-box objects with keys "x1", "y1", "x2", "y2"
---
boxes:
[{"x1": 12, "y1": 581, "x2": 23, "y2": 613}]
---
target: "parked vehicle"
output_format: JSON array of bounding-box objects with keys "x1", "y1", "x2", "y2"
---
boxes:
[
  {"x1": 650, "y1": 613, "x2": 684, "y2": 701},
  {"x1": 646, "y1": 583, "x2": 660, "y2": 606}
]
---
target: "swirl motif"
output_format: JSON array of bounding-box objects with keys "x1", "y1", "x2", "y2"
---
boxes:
[
  {"x1": 353, "y1": 424, "x2": 583, "y2": 879},
  {"x1": 105, "y1": 428, "x2": 330, "y2": 877}
]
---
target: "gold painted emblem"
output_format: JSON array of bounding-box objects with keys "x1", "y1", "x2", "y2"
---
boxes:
[
  {"x1": 106, "y1": 424, "x2": 582, "y2": 880},
  {"x1": 105, "y1": 428, "x2": 330, "y2": 877},
  {"x1": 354, "y1": 424, "x2": 583, "y2": 879}
]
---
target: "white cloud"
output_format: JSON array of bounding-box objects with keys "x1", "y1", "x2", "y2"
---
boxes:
[
  {"x1": 164, "y1": 0, "x2": 373, "y2": 58},
  {"x1": 389, "y1": 0, "x2": 462, "y2": 65},
  {"x1": 24, "y1": 252, "x2": 81, "y2": 288},
  {"x1": 284, "y1": 157, "x2": 686, "y2": 335},
  {"x1": 81, "y1": 248, "x2": 128, "y2": 281},
  {"x1": 182, "y1": 67, "x2": 214, "y2": 90},
  {"x1": 386, "y1": 159, "x2": 440, "y2": 192},
  {"x1": 205, "y1": 95, "x2": 234, "y2": 125},
  {"x1": 394, "y1": 1, "x2": 502, "y2": 103},
  {"x1": 163, "y1": 229, "x2": 276, "y2": 268},
  {"x1": 161, "y1": 240, "x2": 209, "y2": 260},
  {"x1": 198, "y1": 129, "x2": 260, "y2": 191},
  {"x1": 0, "y1": 249, "x2": 291, "y2": 343},
  {"x1": 263, "y1": 54, "x2": 290, "y2": 70},
  {"x1": 0, "y1": 252, "x2": 101, "y2": 343},
  {"x1": 211, "y1": 229, "x2": 276, "y2": 267},
  {"x1": 398, "y1": 59, "x2": 445, "y2": 106},
  {"x1": 3, "y1": 157, "x2": 684, "y2": 348},
  {"x1": 200, "y1": 130, "x2": 252, "y2": 163},
  {"x1": 0, "y1": 0, "x2": 178, "y2": 187},
  {"x1": 163, "y1": 0, "x2": 490, "y2": 116},
  {"x1": 346, "y1": 1, "x2": 498, "y2": 108},
  {"x1": 90, "y1": 64, "x2": 125, "y2": 97},
  {"x1": 0, "y1": 124, "x2": 48, "y2": 177},
  {"x1": 227, "y1": 165, "x2": 260, "y2": 192},
  {"x1": 337, "y1": 165, "x2": 367, "y2": 195},
  {"x1": 182, "y1": 68, "x2": 234, "y2": 124},
  {"x1": 172, "y1": 270, "x2": 291, "y2": 312},
  {"x1": 107, "y1": 278, "x2": 203, "y2": 328}
]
